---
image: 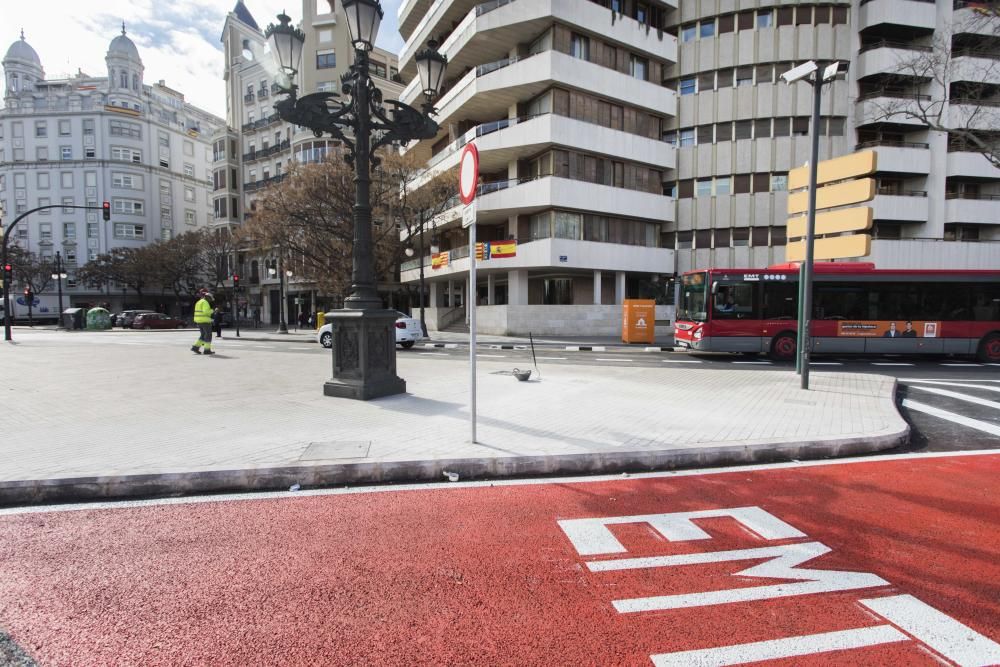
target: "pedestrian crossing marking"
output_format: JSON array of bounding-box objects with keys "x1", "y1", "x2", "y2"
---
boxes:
[
  {"x1": 902, "y1": 399, "x2": 1000, "y2": 437},
  {"x1": 908, "y1": 385, "x2": 1000, "y2": 411},
  {"x1": 908, "y1": 380, "x2": 1000, "y2": 394}
]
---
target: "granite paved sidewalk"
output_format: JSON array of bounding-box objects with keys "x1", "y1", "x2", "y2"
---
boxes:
[{"x1": 1, "y1": 332, "x2": 908, "y2": 505}]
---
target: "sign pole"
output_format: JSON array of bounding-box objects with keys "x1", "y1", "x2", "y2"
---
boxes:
[
  {"x1": 469, "y1": 209, "x2": 477, "y2": 444},
  {"x1": 458, "y1": 143, "x2": 480, "y2": 444}
]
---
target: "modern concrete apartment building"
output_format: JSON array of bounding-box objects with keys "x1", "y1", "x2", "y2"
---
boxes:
[
  {"x1": 214, "y1": 1, "x2": 403, "y2": 325},
  {"x1": 396, "y1": 0, "x2": 679, "y2": 335},
  {"x1": 0, "y1": 29, "x2": 223, "y2": 308},
  {"x1": 397, "y1": 0, "x2": 1000, "y2": 336},
  {"x1": 664, "y1": 0, "x2": 1000, "y2": 273}
]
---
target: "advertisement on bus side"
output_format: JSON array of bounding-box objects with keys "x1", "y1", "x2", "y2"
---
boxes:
[{"x1": 836, "y1": 320, "x2": 940, "y2": 338}]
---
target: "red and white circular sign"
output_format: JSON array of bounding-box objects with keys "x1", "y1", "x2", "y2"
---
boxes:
[{"x1": 458, "y1": 143, "x2": 479, "y2": 205}]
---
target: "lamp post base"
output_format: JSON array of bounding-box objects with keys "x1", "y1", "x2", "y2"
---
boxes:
[{"x1": 322, "y1": 308, "x2": 406, "y2": 401}]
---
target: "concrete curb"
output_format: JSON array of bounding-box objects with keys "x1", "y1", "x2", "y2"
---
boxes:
[{"x1": 0, "y1": 422, "x2": 909, "y2": 507}]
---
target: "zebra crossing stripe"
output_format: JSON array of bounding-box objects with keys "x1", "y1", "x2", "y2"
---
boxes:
[
  {"x1": 902, "y1": 399, "x2": 1000, "y2": 437},
  {"x1": 908, "y1": 385, "x2": 1000, "y2": 410},
  {"x1": 907, "y1": 380, "x2": 1000, "y2": 394}
]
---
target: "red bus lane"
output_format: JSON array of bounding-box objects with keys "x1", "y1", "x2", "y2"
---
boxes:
[{"x1": 0, "y1": 453, "x2": 998, "y2": 665}]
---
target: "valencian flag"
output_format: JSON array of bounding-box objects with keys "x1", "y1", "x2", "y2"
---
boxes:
[
  {"x1": 475, "y1": 242, "x2": 488, "y2": 260},
  {"x1": 489, "y1": 239, "x2": 517, "y2": 258},
  {"x1": 431, "y1": 251, "x2": 449, "y2": 269}
]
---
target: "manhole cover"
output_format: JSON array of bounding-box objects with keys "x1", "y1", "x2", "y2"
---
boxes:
[{"x1": 299, "y1": 441, "x2": 371, "y2": 461}]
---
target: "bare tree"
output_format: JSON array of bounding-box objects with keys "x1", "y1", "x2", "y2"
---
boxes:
[
  {"x1": 867, "y1": 11, "x2": 1000, "y2": 168},
  {"x1": 7, "y1": 246, "x2": 54, "y2": 296},
  {"x1": 77, "y1": 246, "x2": 158, "y2": 301}
]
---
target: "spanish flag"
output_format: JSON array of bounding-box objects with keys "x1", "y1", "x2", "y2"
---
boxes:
[
  {"x1": 431, "y1": 251, "x2": 449, "y2": 269},
  {"x1": 489, "y1": 239, "x2": 517, "y2": 258}
]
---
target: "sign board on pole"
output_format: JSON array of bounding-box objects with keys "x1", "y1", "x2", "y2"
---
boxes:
[
  {"x1": 459, "y1": 144, "x2": 479, "y2": 206},
  {"x1": 462, "y1": 202, "x2": 476, "y2": 229}
]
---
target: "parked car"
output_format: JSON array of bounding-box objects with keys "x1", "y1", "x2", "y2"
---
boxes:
[
  {"x1": 132, "y1": 313, "x2": 186, "y2": 330},
  {"x1": 119, "y1": 310, "x2": 156, "y2": 328},
  {"x1": 316, "y1": 311, "x2": 422, "y2": 349}
]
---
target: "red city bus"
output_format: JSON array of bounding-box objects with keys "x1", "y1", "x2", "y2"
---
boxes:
[{"x1": 674, "y1": 262, "x2": 1000, "y2": 362}]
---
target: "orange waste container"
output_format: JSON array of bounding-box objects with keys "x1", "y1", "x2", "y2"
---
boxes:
[{"x1": 622, "y1": 299, "x2": 656, "y2": 344}]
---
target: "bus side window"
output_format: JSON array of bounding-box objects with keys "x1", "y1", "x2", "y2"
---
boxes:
[
  {"x1": 714, "y1": 282, "x2": 757, "y2": 319},
  {"x1": 763, "y1": 282, "x2": 797, "y2": 319}
]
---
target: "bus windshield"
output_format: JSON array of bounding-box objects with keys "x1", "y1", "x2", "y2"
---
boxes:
[{"x1": 678, "y1": 272, "x2": 708, "y2": 322}]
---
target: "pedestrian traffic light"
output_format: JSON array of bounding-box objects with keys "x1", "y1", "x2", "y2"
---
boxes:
[
  {"x1": 102, "y1": 201, "x2": 111, "y2": 221},
  {"x1": 24, "y1": 286, "x2": 32, "y2": 302},
  {"x1": 232, "y1": 274, "x2": 240, "y2": 289}
]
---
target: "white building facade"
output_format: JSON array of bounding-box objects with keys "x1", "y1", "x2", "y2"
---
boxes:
[
  {"x1": 397, "y1": 0, "x2": 1000, "y2": 337},
  {"x1": 0, "y1": 29, "x2": 223, "y2": 308}
]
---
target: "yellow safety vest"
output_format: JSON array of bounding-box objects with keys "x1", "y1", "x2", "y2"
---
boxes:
[{"x1": 193, "y1": 298, "x2": 213, "y2": 324}]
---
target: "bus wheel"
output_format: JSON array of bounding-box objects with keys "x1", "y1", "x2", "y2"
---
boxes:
[
  {"x1": 977, "y1": 334, "x2": 1000, "y2": 363},
  {"x1": 769, "y1": 333, "x2": 797, "y2": 361}
]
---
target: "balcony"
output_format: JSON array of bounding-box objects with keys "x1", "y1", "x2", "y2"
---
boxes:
[
  {"x1": 869, "y1": 237, "x2": 1000, "y2": 268},
  {"x1": 953, "y1": 2, "x2": 1000, "y2": 37},
  {"x1": 242, "y1": 173, "x2": 288, "y2": 193},
  {"x1": 855, "y1": 90, "x2": 934, "y2": 127},
  {"x1": 258, "y1": 87, "x2": 270, "y2": 99},
  {"x1": 871, "y1": 191, "x2": 930, "y2": 222},
  {"x1": 946, "y1": 193, "x2": 1000, "y2": 224},
  {"x1": 951, "y1": 50, "x2": 1000, "y2": 85},
  {"x1": 855, "y1": 140, "x2": 931, "y2": 174},
  {"x1": 946, "y1": 148, "x2": 1000, "y2": 177},
  {"x1": 401, "y1": 237, "x2": 674, "y2": 282},
  {"x1": 856, "y1": 41, "x2": 933, "y2": 79},
  {"x1": 403, "y1": 50, "x2": 676, "y2": 137},
  {"x1": 411, "y1": 112, "x2": 674, "y2": 182},
  {"x1": 244, "y1": 93, "x2": 255, "y2": 103},
  {"x1": 398, "y1": 0, "x2": 439, "y2": 41},
  {"x1": 857, "y1": 0, "x2": 937, "y2": 32},
  {"x1": 949, "y1": 98, "x2": 1000, "y2": 131},
  {"x1": 399, "y1": 0, "x2": 676, "y2": 81}
]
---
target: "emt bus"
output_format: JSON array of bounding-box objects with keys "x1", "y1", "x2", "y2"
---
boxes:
[{"x1": 674, "y1": 263, "x2": 1000, "y2": 362}]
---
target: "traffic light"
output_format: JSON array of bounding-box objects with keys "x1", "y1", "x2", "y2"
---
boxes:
[
  {"x1": 102, "y1": 201, "x2": 111, "y2": 221},
  {"x1": 23, "y1": 286, "x2": 33, "y2": 302},
  {"x1": 232, "y1": 274, "x2": 240, "y2": 289},
  {"x1": 2, "y1": 264, "x2": 11, "y2": 284}
]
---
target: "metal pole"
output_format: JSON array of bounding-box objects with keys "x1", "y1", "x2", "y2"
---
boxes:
[
  {"x1": 278, "y1": 258, "x2": 288, "y2": 333},
  {"x1": 55, "y1": 251, "x2": 64, "y2": 329},
  {"x1": 469, "y1": 215, "x2": 477, "y2": 444},
  {"x1": 800, "y1": 73, "x2": 824, "y2": 390},
  {"x1": 418, "y1": 211, "x2": 428, "y2": 338},
  {"x1": 2, "y1": 232, "x2": 10, "y2": 342},
  {"x1": 345, "y1": 47, "x2": 380, "y2": 310}
]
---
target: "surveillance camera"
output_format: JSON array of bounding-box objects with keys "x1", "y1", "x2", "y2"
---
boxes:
[
  {"x1": 822, "y1": 61, "x2": 850, "y2": 81},
  {"x1": 781, "y1": 61, "x2": 818, "y2": 84}
]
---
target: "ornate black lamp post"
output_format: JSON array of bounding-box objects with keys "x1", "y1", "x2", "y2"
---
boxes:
[
  {"x1": 51, "y1": 251, "x2": 67, "y2": 328},
  {"x1": 266, "y1": 1, "x2": 447, "y2": 400}
]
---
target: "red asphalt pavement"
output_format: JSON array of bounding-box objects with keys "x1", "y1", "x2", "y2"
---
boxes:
[{"x1": 1, "y1": 453, "x2": 998, "y2": 666}]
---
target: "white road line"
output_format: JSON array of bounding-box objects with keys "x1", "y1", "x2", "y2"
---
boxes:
[
  {"x1": 477, "y1": 354, "x2": 506, "y2": 358},
  {"x1": 810, "y1": 362, "x2": 843, "y2": 366},
  {"x1": 289, "y1": 346, "x2": 313, "y2": 350},
  {"x1": 419, "y1": 352, "x2": 449, "y2": 356},
  {"x1": 3, "y1": 449, "x2": 998, "y2": 516},
  {"x1": 662, "y1": 359, "x2": 702, "y2": 363},
  {"x1": 595, "y1": 358, "x2": 631, "y2": 362},
  {"x1": 537, "y1": 357, "x2": 567, "y2": 361},
  {"x1": 733, "y1": 361, "x2": 771, "y2": 365},
  {"x1": 902, "y1": 399, "x2": 1000, "y2": 437},
  {"x1": 871, "y1": 362, "x2": 914, "y2": 366},
  {"x1": 907, "y1": 380, "x2": 1000, "y2": 394},
  {"x1": 940, "y1": 363, "x2": 982, "y2": 367},
  {"x1": 908, "y1": 385, "x2": 1000, "y2": 410},
  {"x1": 652, "y1": 626, "x2": 908, "y2": 667}
]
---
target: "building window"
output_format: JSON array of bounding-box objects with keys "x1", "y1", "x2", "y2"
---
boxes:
[
  {"x1": 696, "y1": 179, "x2": 713, "y2": 197},
  {"x1": 113, "y1": 199, "x2": 144, "y2": 215},
  {"x1": 369, "y1": 60, "x2": 387, "y2": 78},
  {"x1": 83, "y1": 119, "x2": 95, "y2": 135},
  {"x1": 679, "y1": 128, "x2": 695, "y2": 147},
  {"x1": 40, "y1": 223, "x2": 52, "y2": 240},
  {"x1": 757, "y1": 10, "x2": 773, "y2": 28},
  {"x1": 37, "y1": 172, "x2": 49, "y2": 189},
  {"x1": 700, "y1": 21, "x2": 715, "y2": 39},
  {"x1": 185, "y1": 209, "x2": 196, "y2": 225},
  {"x1": 111, "y1": 146, "x2": 141, "y2": 163},
  {"x1": 679, "y1": 78, "x2": 696, "y2": 95},
  {"x1": 110, "y1": 120, "x2": 141, "y2": 138},
  {"x1": 58, "y1": 120, "x2": 71, "y2": 136},
  {"x1": 36, "y1": 147, "x2": 49, "y2": 161},
  {"x1": 736, "y1": 66, "x2": 753, "y2": 86},
  {"x1": 63, "y1": 222, "x2": 76, "y2": 239},
  {"x1": 184, "y1": 186, "x2": 195, "y2": 202},
  {"x1": 85, "y1": 148, "x2": 96, "y2": 159},
  {"x1": 734, "y1": 120, "x2": 752, "y2": 140},
  {"x1": 715, "y1": 176, "x2": 731, "y2": 195},
  {"x1": 717, "y1": 69, "x2": 733, "y2": 87},
  {"x1": 792, "y1": 117, "x2": 810, "y2": 136},
  {"x1": 60, "y1": 146, "x2": 72, "y2": 160},
  {"x1": 158, "y1": 132, "x2": 169, "y2": 147},
  {"x1": 697, "y1": 125, "x2": 714, "y2": 144},
  {"x1": 88, "y1": 223, "x2": 99, "y2": 238},
  {"x1": 35, "y1": 121, "x2": 47, "y2": 137},
  {"x1": 114, "y1": 223, "x2": 145, "y2": 239},
  {"x1": 681, "y1": 24, "x2": 696, "y2": 42},
  {"x1": 61, "y1": 172, "x2": 73, "y2": 188},
  {"x1": 183, "y1": 163, "x2": 195, "y2": 177},
  {"x1": 630, "y1": 56, "x2": 648, "y2": 81},
  {"x1": 112, "y1": 173, "x2": 142, "y2": 189},
  {"x1": 317, "y1": 50, "x2": 336, "y2": 69},
  {"x1": 570, "y1": 33, "x2": 590, "y2": 60},
  {"x1": 771, "y1": 174, "x2": 788, "y2": 192}
]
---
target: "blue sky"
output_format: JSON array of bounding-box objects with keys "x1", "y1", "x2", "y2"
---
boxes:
[{"x1": 2, "y1": 0, "x2": 404, "y2": 118}]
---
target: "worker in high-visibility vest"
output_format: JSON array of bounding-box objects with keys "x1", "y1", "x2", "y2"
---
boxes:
[{"x1": 191, "y1": 288, "x2": 216, "y2": 355}]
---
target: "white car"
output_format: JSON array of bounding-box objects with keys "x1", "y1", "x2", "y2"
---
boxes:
[{"x1": 316, "y1": 311, "x2": 423, "y2": 349}]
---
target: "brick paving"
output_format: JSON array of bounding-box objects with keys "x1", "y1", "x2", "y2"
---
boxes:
[{"x1": 1, "y1": 330, "x2": 906, "y2": 501}]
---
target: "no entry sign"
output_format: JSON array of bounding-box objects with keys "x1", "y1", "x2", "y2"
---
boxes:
[{"x1": 458, "y1": 143, "x2": 479, "y2": 205}]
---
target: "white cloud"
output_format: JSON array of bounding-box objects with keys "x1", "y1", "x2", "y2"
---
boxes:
[{"x1": 2, "y1": 0, "x2": 404, "y2": 119}]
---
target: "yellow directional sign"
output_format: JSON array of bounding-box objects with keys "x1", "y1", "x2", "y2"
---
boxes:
[
  {"x1": 788, "y1": 150, "x2": 877, "y2": 191},
  {"x1": 786, "y1": 234, "x2": 872, "y2": 262},
  {"x1": 787, "y1": 207, "x2": 873, "y2": 238},
  {"x1": 787, "y1": 178, "x2": 876, "y2": 215}
]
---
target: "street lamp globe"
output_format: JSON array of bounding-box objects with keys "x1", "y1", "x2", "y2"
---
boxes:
[
  {"x1": 415, "y1": 40, "x2": 448, "y2": 99},
  {"x1": 285, "y1": 269, "x2": 293, "y2": 277},
  {"x1": 404, "y1": 246, "x2": 415, "y2": 257},
  {"x1": 343, "y1": 0, "x2": 382, "y2": 51},
  {"x1": 264, "y1": 12, "x2": 305, "y2": 77}
]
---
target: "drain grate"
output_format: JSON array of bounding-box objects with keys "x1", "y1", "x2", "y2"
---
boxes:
[{"x1": 299, "y1": 441, "x2": 372, "y2": 461}]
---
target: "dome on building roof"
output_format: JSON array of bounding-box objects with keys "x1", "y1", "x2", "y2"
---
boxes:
[
  {"x1": 4, "y1": 31, "x2": 41, "y2": 66},
  {"x1": 108, "y1": 24, "x2": 141, "y2": 61}
]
